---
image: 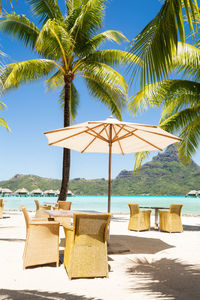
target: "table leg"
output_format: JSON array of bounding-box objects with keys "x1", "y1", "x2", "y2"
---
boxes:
[{"x1": 155, "y1": 208, "x2": 159, "y2": 229}]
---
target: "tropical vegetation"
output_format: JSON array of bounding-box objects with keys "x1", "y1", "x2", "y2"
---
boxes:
[
  {"x1": 1, "y1": 145, "x2": 200, "y2": 196},
  {"x1": 128, "y1": 0, "x2": 199, "y2": 87},
  {"x1": 127, "y1": 0, "x2": 200, "y2": 168},
  {"x1": 129, "y1": 41, "x2": 200, "y2": 167},
  {"x1": 0, "y1": 0, "x2": 139, "y2": 200}
]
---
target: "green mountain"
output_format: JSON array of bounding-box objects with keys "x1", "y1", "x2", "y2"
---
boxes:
[{"x1": 1, "y1": 145, "x2": 200, "y2": 195}]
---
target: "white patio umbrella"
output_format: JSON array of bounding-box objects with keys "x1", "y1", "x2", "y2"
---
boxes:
[{"x1": 44, "y1": 116, "x2": 181, "y2": 212}]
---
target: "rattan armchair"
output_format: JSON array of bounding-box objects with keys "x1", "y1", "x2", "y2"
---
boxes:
[
  {"x1": 0, "y1": 199, "x2": 4, "y2": 219},
  {"x1": 53, "y1": 201, "x2": 72, "y2": 211},
  {"x1": 21, "y1": 207, "x2": 59, "y2": 269},
  {"x1": 34, "y1": 199, "x2": 51, "y2": 218},
  {"x1": 63, "y1": 212, "x2": 111, "y2": 279},
  {"x1": 128, "y1": 204, "x2": 151, "y2": 231},
  {"x1": 159, "y1": 204, "x2": 183, "y2": 233}
]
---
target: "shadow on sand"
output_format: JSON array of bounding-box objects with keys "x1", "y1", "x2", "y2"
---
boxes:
[
  {"x1": 127, "y1": 258, "x2": 200, "y2": 300},
  {"x1": 0, "y1": 289, "x2": 100, "y2": 300},
  {"x1": 59, "y1": 234, "x2": 174, "y2": 255},
  {"x1": 108, "y1": 234, "x2": 174, "y2": 255}
]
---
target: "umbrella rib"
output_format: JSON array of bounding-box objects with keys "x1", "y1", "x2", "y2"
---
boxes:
[
  {"x1": 112, "y1": 128, "x2": 138, "y2": 143},
  {"x1": 112, "y1": 124, "x2": 125, "y2": 141},
  {"x1": 86, "y1": 127, "x2": 109, "y2": 143},
  {"x1": 116, "y1": 126, "x2": 163, "y2": 150},
  {"x1": 112, "y1": 126, "x2": 124, "y2": 155},
  {"x1": 103, "y1": 124, "x2": 110, "y2": 139},
  {"x1": 132, "y1": 128, "x2": 182, "y2": 141},
  {"x1": 48, "y1": 124, "x2": 103, "y2": 146},
  {"x1": 81, "y1": 126, "x2": 108, "y2": 153},
  {"x1": 132, "y1": 132, "x2": 163, "y2": 151}
]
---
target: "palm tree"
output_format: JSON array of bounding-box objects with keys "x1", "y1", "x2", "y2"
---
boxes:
[
  {"x1": 129, "y1": 42, "x2": 200, "y2": 167},
  {"x1": 0, "y1": 0, "x2": 139, "y2": 200},
  {"x1": 128, "y1": 0, "x2": 199, "y2": 87}
]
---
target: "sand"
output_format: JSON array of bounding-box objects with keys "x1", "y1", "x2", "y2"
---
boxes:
[{"x1": 0, "y1": 211, "x2": 200, "y2": 300}]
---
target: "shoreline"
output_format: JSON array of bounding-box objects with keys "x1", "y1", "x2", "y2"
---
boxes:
[{"x1": 3, "y1": 209, "x2": 200, "y2": 217}]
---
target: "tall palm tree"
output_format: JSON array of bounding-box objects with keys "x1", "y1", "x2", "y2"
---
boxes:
[
  {"x1": 128, "y1": 0, "x2": 199, "y2": 88},
  {"x1": 129, "y1": 42, "x2": 200, "y2": 167},
  {"x1": 0, "y1": 0, "x2": 139, "y2": 200}
]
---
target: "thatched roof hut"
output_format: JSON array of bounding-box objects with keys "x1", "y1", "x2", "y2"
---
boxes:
[
  {"x1": 30, "y1": 188, "x2": 43, "y2": 195},
  {"x1": 187, "y1": 190, "x2": 197, "y2": 197},
  {"x1": 1, "y1": 188, "x2": 12, "y2": 195},
  {"x1": 15, "y1": 188, "x2": 29, "y2": 195},
  {"x1": 43, "y1": 189, "x2": 56, "y2": 196}
]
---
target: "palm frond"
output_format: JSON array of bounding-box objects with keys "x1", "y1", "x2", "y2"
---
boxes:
[
  {"x1": 85, "y1": 75, "x2": 126, "y2": 120},
  {"x1": 69, "y1": 0, "x2": 106, "y2": 52},
  {"x1": 176, "y1": 117, "x2": 200, "y2": 163},
  {"x1": 79, "y1": 49, "x2": 141, "y2": 69},
  {"x1": 0, "y1": 14, "x2": 39, "y2": 49},
  {"x1": 66, "y1": 0, "x2": 82, "y2": 14},
  {"x1": 0, "y1": 117, "x2": 10, "y2": 130},
  {"x1": 2, "y1": 59, "x2": 56, "y2": 90},
  {"x1": 171, "y1": 42, "x2": 200, "y2": 81},
  {"x1": 45, "y1": 70, "x2": 63, "y2": 90},
  {"x1": 28, "y1": 0, "x2": 63, "y2": 24},
  {"x1": 134, "y1": 151, "x2": 151, "y2": 171},
  {"x1": 35, "y1": 19, "x2": 72, "y2": 66},
  {"x1": 77, "y1": 60, "x2": 128, "y2": 92},
  {"x1": 128, "y1": 0, "x2": 199, "y2": 87},
  {"x1": 160, "y1": 104, "x2": 200, "y2": 134},
  {"x1": 0, "y1": 101, "x2": 10, "y2": 131},
  {"x1": 128, "y1": 79, "x2": 200, "y2": 116},
  {"x1": 77, "y1": 30, "x2": 129, "y2": 55}
]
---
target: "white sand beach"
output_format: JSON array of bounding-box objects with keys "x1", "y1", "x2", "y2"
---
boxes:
[{"x1": 0, "y1": 211, "x2": 200, "y2": 300}]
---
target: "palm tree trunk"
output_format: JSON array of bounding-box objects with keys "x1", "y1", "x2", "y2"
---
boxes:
[{"x1": 58, "y1": 80, "x2": 71, "y2": 201}]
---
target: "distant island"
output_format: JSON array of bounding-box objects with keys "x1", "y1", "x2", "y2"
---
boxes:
[{"x1": 0, "y1": 145, "x2": 200, "y2": 196}]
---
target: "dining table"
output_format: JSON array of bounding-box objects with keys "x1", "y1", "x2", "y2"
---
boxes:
[
  {"x1": 45, "y1": 209, "x2": 104, "y2": 226},
  {"x1": 140, "y1": 206, "x2": 169, "y2": 229}
]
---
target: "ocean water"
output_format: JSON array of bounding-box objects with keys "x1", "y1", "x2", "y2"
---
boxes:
[{"x1": 1, "y1": 195, "x2": 200, "y2": 215}]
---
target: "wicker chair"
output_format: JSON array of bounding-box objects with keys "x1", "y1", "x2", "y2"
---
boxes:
[
  {"x1": 128, "y1": 204, "x2": 151, "y2": 231},
  {"x1": 159, "y1": 204, "x2": 183, "y2": 233},
  {"x1": 21, "y1": 207, "x2": 59, "y2": 269},
  {"x1": 63, "y1": 212, "x2": 111, "y2": 279},
  {"x1": 0, "y1": 199, "x2": 4, "y2": 219},
  {"x1": 34, "y1": 199, "x2": 51, "y2": 218},
  {"x1": 53, "y1": 201, "x2": 72, "y2": 211}
]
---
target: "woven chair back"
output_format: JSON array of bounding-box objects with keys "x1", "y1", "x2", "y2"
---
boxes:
[
  {"x1": 21, "y1": 207, "x2": 30, "y2": 230},
  {"x1": 58, "y1": 201, "x2": 72, "y2": 210},
  {"x1": 128, "y1": 204, "x2": 140, "y2": 215},
  {"x1": 73, "y1": 213, "x2": 111, "y2": 243},
  {"x1": 34, "y1": 200, "x2": 40, "y2": 210},
  {"x1": 0, "y1": 199, "x2": 3, "y2": 207},
  {"x1": 170, "y1": 204, "x2": 183, "y2": 216}
]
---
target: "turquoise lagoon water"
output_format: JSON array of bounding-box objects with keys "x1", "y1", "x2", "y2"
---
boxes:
[{"x1": 2, "y1": 195, "x2": 200, "y2": 215}]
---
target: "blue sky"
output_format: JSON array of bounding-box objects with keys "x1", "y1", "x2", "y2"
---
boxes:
[{"x1": 0, "y1": 0, "x2": 199, "y2": 181}]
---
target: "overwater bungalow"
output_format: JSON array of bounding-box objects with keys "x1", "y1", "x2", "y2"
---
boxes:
[
  {"x1": 30, "y1": 188, "x2": 43, "y2": 196},
  {"x1": 186, "y1": 190, "x2": 197, "y2": 197},
  {"x1": 1, "y1": 188, "x2": 12, "y2": 196},
  {"x1": 43, "y1": 189, "x2": 57, "y2": 196},
  {"x1": 67, "y1": 190, "x2": 74, "y2": 196},
  {"x1": 15, "y1": 188, "x2": 29, "y2": 196}
]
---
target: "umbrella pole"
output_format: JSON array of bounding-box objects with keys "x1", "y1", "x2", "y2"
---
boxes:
[{"x1": 108, "y1": 125, "x2": 112, "y2": 213}]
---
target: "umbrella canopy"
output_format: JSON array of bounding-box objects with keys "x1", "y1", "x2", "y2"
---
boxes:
[{"x1": 44, "y1": 116, "x2": 181, "y2": 212}]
